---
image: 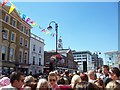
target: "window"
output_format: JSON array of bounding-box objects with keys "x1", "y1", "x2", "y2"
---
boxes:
[
  {"x1": 3, "y1": 28, "x2": 9, "y2": 40},
  {"x1": 20, "y1": 25, "x2": 24, "y2": 32},
  {"x1": 82, "y1": 55, "x2": 87, "y2": 57},
  {"x1": 109, "y1": 57, "x2": 111, "y2": 60},
  {"x1": 11, "y1": 32, "x2": 16, "y2": 42},
  {"x1": 77, "y1": 55, "x2": 81, "y2": 57},
  {"x1": 19, "y1": 50, "x2": 22, "y2": 63},
  {"x1": 33, "y1": 45, "x2": 35, "y2": 51},
  {"x1": 24, "y1": 52, "x2": 28, "y2": 64},
  {"x1": 33, "y1": 56, "x2": 35, "y2": 65},
  {"x1": 9, "y1": 47, "x2": 14, "y2": 62},
  {"x1": 20, "y1": 37, "x2": 23, "y2": 46},
  {"x1": 2, "y1": 45, "x2": 7, "y2": 60},
  {"x1": 12, "y1": 19, "x2": 16, "y2": 27},
  {"x1": 74, "y1": 55, "x2": 77, "y2": 57},
  {"x1": 39, "y1": 47, "x2": 41, "y2": 53},
  {"x1": 24, "y1": 39, "x2": 28, "y2": 48},
  {"x1": 25, "y1": 28, "x2": 29, "y2": 35},
  {"x1": 4, "y1": 14, "x2": 10, "y2": 23},
  {"x1": 39, "y1": 58, "x2": 41, "y2": 66}
]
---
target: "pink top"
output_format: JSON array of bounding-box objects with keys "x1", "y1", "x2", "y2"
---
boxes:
[
  {"x1": 0, "y1": 77, "x2": 10, "y2": 87},
  {"x1": 58, "y1": 85, "x2": 72, "y2": 90}
]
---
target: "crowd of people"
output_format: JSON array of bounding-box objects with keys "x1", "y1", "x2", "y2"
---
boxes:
[{"x1": 0, "y1": 65, "x2": 120, "y2": 90}]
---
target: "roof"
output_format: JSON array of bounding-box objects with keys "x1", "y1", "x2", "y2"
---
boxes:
[
  {"x1": 104, "y1": 51, "x2": 120, "y2": 54},
  {"x1": 47, "y1": 49, "x2": 71, "y2": 53},
  {"x1": 1, "y1": 3, "x2": 32, "y2": 29},
  {"x1": 72, "y1": 51, "x2": 92, "y2": 55}
]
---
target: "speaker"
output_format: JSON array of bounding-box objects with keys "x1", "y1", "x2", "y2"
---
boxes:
[{"x1": 83, "y1": 61, "x2": 87, "y2": 72}]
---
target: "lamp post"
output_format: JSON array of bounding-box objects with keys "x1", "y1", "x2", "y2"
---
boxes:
[
  {"x1": 47, "y1": 21, "x2": 58, "y2": 55},
  {"x1": 47, "y1": 21, "x2": 58, "y2": 70}
]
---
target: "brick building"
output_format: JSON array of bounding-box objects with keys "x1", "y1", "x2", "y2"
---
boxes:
[
  {"x1": 44, "y1": 49, "x2": 78, "y2": 73},
  {"x1": 0, "y1": 4, "x2": 32, "y2": 74}
]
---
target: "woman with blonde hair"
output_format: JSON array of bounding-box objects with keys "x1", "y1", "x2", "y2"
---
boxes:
[
  {"x1": 70, "y1": 74, "x2": 81, "y2": 89},
  {"x1": 106, "y1": 81, "x2": 120, "y2": 90},
  {"x1": 23, "y1": 75, "x2": 37, "y2": 90},
  {"x1": 48, "y1": 71, "x2": 60, "y2": 90},
  {"x1": 36, "y1": 78, "x2": 50, "y2": 90}
]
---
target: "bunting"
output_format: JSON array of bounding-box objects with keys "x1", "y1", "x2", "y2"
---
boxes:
[
  {"x1": 1, "y1": 0, "x2": 58, "y2": 37},
  {"x1": 2, "y1": 0, "x2": 9, "y2": 6},
  {"x1": 8, "y1": 3, "x2": 16, "y2": 14},
  {"x1": 25, "y1": 17, "x2": 31, "y2": 23},
  {"x1": 41, "y1": 29, "x2": 56, "y2": 37}
]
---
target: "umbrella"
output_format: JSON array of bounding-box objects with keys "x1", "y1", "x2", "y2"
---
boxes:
[{"x1": 50, "y1": 54, "x2": 62, "y2": 60}]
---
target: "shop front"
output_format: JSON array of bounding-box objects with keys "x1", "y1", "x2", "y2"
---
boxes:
[
  {"x1": 1, "y1": 61, "x2": 15, "y2": 75},
  {"x1": 28, "y1": 65, "x2": 44, "y2": 75}
]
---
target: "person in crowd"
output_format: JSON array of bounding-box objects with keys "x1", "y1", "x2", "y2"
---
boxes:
[
  {"x1": 106, "y1": 80, "x2": 120, "y2": 90},
  {"x1": 74, "y1": 71, "x2": 80, "y2": 75},
  {"x1": 63, "y1": 77, "x2": 70, "y2": 85},
  {"x1": 23, "y1": 75, "x2": 37, "y2": 90},
  {"x1": 57, "y1": 77, "x2": 65, "y2": 85},
  {"x1": 36, "y1": 78, "x2": 50, "y2": 90},
  {"x1": 68, "y1": 73, "x2": 73, "y2": 83},
  {"x1": 75, "y1": 81, "x2": 99, "y2": 90},
  {"x1": 109, "y1": 67, "x2": 120, "y2": 81},
  {"x1": 0, "y1": 71, "x2": 25, "y2": 90},
  {"x1": 101, "y1": 65, "x2": 112, "y2": 86},
  {"x1": 57, "y1": 77, "x2": 72, "y2": 90},
  {"x1": 48, "y1": 71, "x2": 60, "y2": 90},
  {"x1": 0, "y1": 77, "x2": 10, "y2": 88},
  {"x1": 88, "y1": 70, "x2": 96, "y2": 83},
  {"x1": 80, "y1": 73, "x2": 88, "y2": 82},
  {"x1": 96, "y1": 69, "x2": 103, "y2": 79},
  {"x1": 63, "y1": 70, "x2": 71, "y2": 85},
  {"x1": 54, "y1": 72, "x2": 61, "y2": 83},
  {"x1": 94, "y1": 78, "x2": 104, "y2": 90},
  {"x1": 70, "y1": 74, "x2": 81, "y2": 89},
  {"x1": 105, "y1": 67, "x2": 120, "y2": 90}
]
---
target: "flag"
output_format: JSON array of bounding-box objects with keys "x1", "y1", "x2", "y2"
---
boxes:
[
  {"x1": 39, "y1": 26, "x2": 42, "y2": 29},
  {"x1": 45, "y1": 31, "x2": 50, "y2": 35},
  {"x1": 22, "y1": 14, "x2": 26, "y2": 20},
  {"x1": 30, "y1": 21, "x2": 34, "y2": 24},
  {"x1": 41, "y1": 29, "x2": 46, "y2": 32},
  {"x1": 2, "y1": 0, "x2": 9, "y2": 6},
  {"x1": 26, "y1": 17, "x2": 31, "y2": 23},
  {"x1": 31, "y1": 22, "x2": 38, "y2": 27},
  {"x1": 9, "y1": 3, "x2": 16, "y2": 14},
  {"x1": 17, "y1": 10, "x2": 21, "y2": 15},
  {"x1": 52, "y1": 33, "x2": 55, "y2": 37}
]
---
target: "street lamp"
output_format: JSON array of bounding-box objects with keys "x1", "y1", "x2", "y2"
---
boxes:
[
  {"x1": 47, "y1": 21, "x2": 58, "y2": 70},
  {"x1": 47, "y1": 21, "x2": 58, "y2": 54}
]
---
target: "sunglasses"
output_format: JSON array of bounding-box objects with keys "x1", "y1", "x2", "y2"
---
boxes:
[{"x1": 49, "y1": 79, "x2": 56, "y2": 82}]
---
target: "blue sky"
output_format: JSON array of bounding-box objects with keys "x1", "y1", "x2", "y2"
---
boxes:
[{"x1": 8, "y1": 2, "x2": 118, "y2": 61}]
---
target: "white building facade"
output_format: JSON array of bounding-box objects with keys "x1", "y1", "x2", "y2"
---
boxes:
[
  {"x1": 73, "y1": 51, "x2": 93, "y2": 72},
  {"x1": 29, "y1": 33, "x2": 45, "y2": 75},
  {"x1": 105, "y1": 51, "x2": 120, "y2": 68}
]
